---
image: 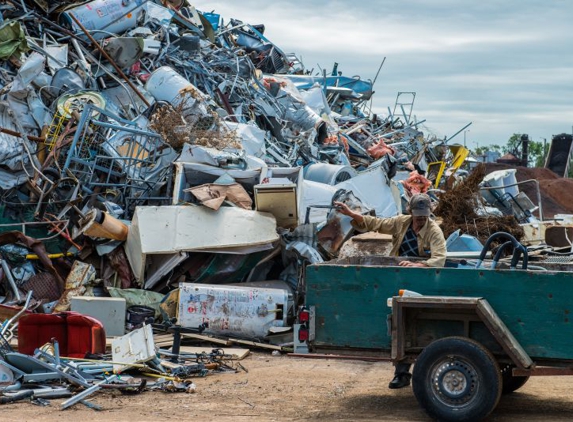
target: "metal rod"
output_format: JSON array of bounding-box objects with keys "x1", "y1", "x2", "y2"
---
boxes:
[
  {"x1": 0, "y1": 291, "x2": 32, "y2": 337},
  {"x1": 0, "y1": 259, "x2": 21, "y2": 303},
  {"x1": 68, "y1": 13, "x2": 150, "y2": 107},
  {"x1": 443, "y1": 122, "x2": 473, "y2": 145},
  {"x1": 371, "y1": 57, "x2": 386, "y2": 88},
  {"x1": 0, "y1": 126, "x2": 45, "y2": 142},
  {"x1": 61, "y1": 377, "x2": 113, "y2": 410}
]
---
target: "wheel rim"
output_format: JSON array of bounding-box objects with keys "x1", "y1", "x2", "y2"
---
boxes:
[{"x1": 431, "y1": 358, "x2": 478, "y2": 406}]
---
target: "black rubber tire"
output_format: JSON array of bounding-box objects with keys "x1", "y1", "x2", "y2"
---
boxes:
[
  {"x1": 501, "y1": 364, "x2": 530, "y2": 394},
  {"x1": 412, "y1": 336, "x2": 502, "y2": 422}
]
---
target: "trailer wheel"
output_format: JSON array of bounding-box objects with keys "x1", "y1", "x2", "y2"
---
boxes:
[
  {"x1": 412, "y1": 336, "x2": 502, "y2": 422},
  {"x1": 501, "y1": 364, "x2": 530, "y2": 394}
]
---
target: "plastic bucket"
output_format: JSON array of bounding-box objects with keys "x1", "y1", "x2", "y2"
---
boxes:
[{"x1": 126, "y1": 305, "x2": 155, "y2": 330}]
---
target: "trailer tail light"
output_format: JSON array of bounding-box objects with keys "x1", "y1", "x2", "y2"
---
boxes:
[
  {"x1": 294, "y1": 306, "x2": 312, "y2": 353},
  {"x1": 298, "y1": 326, "x2": 309, "y2": 342},
  {"x1": 298, "y1": 308, "x2": 310, "y2": 323}
]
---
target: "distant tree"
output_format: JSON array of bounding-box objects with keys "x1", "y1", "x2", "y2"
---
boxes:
[
  {"x1": 474, "y1": 144, "x2": 502, "y2": 156},
  {"x1": 503, "y1": 133, "x2": 544, "y2": 167},
  {"x1": 528, "y1": 141, "x2": 545, "y2": 167},
  {"x1": 504, "y1": 134, "x2": 522, "y2": 155}
]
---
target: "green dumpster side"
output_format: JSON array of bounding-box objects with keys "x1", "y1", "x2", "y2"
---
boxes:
[{"x1": 306, "y1": 263, "x2": 573, "y2": 360}]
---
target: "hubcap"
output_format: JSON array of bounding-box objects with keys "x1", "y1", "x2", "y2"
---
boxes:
[{"x1": 431, "y1": 359, "x2": 477, "y2": 405}]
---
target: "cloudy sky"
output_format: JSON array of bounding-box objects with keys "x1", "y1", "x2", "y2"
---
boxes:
[{"x1": 192, "y1": 0, "x2": 573, "y2": 149}]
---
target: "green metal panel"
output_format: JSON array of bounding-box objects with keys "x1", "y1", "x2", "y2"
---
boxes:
[{"x1": 306, "y1": 264, "x2": 573, "y2": 360}]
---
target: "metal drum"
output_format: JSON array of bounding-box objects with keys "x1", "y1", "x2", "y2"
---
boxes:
[{"x1": 60, "y1": 0, "x2": 147, "y2": 40}]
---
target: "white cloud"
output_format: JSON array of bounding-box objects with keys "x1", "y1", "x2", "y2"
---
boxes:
[{"x1": 192, "y1": 0, "x2": 573, "y2": 146}]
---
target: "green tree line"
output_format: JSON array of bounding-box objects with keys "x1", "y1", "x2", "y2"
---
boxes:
[{"x1": 474, "y1": 134, "x2": 546, "y2": 167}]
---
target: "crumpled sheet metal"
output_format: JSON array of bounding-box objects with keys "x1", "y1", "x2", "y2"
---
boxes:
[{"x1": 0, "y1": 231, "x2": 64, "y2": 295}]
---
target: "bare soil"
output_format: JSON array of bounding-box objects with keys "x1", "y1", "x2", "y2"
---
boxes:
[{"x1": 2, "y1": 353, "x2": 573, "y2": 422}]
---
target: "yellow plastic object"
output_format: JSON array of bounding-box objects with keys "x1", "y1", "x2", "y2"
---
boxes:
[
  {"x1": 426, "y1": 161, "x2": 446, "y2": 188},
  {"x1": 44, "y1": 107, "x2": 70, "y2": 151},
  {"x1": 448, "y1": 145, "x2": 470, "y2": 169},
  {"x1": 25, "y1": 252, "x2": 75, "y2": 260}
]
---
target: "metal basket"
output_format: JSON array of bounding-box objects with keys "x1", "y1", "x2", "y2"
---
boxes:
[{"x1": 0, "y1": 331, "x2": 14, "y2": 360}]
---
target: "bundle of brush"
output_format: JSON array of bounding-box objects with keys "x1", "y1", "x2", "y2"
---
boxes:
[{"x1": 434, "y1": 164, "x2": 524, "y2": 246}]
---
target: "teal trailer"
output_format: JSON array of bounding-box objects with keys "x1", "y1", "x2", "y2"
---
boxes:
[{"x1": 305, "y1": 254, "x2": 573, "y2": 421}]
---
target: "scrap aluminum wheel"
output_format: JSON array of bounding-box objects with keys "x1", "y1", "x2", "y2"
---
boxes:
[{"x1": 412, "y1": 336, "x2": 502, "y2": 422}]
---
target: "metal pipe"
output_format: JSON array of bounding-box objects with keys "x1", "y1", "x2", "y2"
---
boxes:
[
  {"x1": 371, "y1": 57, "x2": 386, "y2": 88},
  {"x1": 443, "y1": 121, "x2": 473, "y2": 145},
  {"x1": 61, "y1": 377, "x2": 113, "y2": 410},
  {"x1": 0, "y1": 381, "x2": 22, "y2": 392},
  {"x1": 68, "y1": 13, "x2": 150, "y2": 107},
  {"x1": 0, "y1": 260, "x2": 21, "y2": 303},
  {"x1": 372, "y1": 119, "x2": 427, "y2": 137},
  {"x1": 0, "y1": 127, "x2": 46, "y2": 142}
]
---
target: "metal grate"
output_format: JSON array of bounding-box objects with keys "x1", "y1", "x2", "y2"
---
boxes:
[
  {"x1": 543, "y1": 255, "x2": 573, "y2": 264},
  {"x1": 61, "y1": 105, "x2": 175, "y2": 218},
  {"x1": 0, "y1": 332, "x2": 13, "y2": 360}
]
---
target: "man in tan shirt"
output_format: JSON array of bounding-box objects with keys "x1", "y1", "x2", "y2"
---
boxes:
[
  {"x1": 334, "y1": 193, "x2": 447, "y2": 388},
  {"x1": 334, "y1": 193, "x2": 446, "y2": 267}
]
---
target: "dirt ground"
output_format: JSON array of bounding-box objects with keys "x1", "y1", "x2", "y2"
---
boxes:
[{"x1": 2, "y1": 352, "x2": 573, "y2": 422}]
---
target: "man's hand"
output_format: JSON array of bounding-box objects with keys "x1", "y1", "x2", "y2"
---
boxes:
[
  {"x1": 398, "y1": 261, "x2": 429, "y2": 268},
  {"x1": 333, "y1": 201, "x2": 364, "y2": 224},
  {"x1": 333, "y1": 201, "x2": 353, "y2": 216}
]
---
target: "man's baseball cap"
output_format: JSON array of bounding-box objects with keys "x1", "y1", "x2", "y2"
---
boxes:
[{"x1": 410, "y1": 194, "x2": 432, "y2": 217}]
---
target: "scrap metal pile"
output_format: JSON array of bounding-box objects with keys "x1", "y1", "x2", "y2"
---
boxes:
[{"x1": 1, "y1": 0, "x2": 572, "y2": 407}]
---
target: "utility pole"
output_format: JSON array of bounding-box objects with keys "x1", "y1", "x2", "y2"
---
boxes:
[{"x1": 464, "y1": 129, "x2": 470, "y2": 148}]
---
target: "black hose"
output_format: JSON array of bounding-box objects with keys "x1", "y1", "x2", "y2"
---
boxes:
[
  {"x1": 491, "y1": 241, "x2": 513, "y2": 269},
  {"x1": 510, "y1": 244, "x2": 529, "y2": 270},
  {"x1": 477, "y1": 232, "x2": 528, "y2": 270}
]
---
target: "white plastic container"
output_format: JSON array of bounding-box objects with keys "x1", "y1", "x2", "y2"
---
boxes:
[{"x1": 481, "y1": 169, "x2": 519, "y2": 204}]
